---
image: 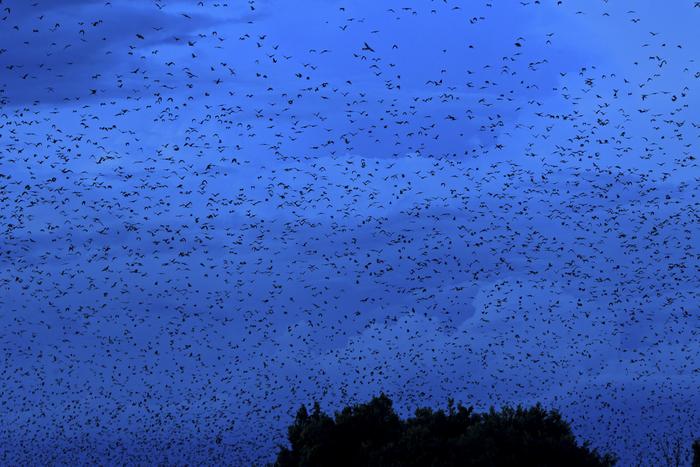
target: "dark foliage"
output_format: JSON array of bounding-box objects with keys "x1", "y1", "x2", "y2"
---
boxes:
[
  {"x1": 274, "y1": 394, "x2": 616, "y2": 467},
  {"x1": 693, "y1": 439, "x2": 700, "y2": 467}
]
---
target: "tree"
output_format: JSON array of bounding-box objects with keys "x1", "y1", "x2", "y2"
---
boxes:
[
  {"x1": 274, "y1": 394, "x2": 616, "y2": 466},
  {"x1": 692, "y1": 439, "x2": 700, "y2": 467}
]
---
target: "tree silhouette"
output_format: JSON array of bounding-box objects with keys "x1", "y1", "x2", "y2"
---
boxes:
[
  {"x1": 692, "y1": 439, "x2": 700, "y2": 467},
  {"x1": 274, "y1": 394, "x2": 616, "y2": 466}
]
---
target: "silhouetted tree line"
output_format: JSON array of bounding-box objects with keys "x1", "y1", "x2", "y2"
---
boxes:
[{"x1": 275, "y1": 394, "x2": 700, "y2": 467}]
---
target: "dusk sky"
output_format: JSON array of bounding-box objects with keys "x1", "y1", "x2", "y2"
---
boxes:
[{"x1": 1, "y1": 0, "x2": 699, "y2": 465}]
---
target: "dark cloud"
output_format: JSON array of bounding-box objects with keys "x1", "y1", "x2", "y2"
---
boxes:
[{"x1": 0, "y1": 1, "x2": 260, "y2": 104}]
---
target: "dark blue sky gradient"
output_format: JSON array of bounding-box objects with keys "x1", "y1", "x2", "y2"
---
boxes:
[{"x1": 1, "y1": 0, "x2": 699, "y2": 464}]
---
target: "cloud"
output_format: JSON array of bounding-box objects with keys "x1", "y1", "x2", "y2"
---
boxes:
[{"x1": 0, "y1": 1, "x2": 242, "y2": 104}]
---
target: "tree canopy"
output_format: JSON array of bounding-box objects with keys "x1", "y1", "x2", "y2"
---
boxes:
[{"x1": 274, "y1": 394, "x2": 616, "y2": 467}]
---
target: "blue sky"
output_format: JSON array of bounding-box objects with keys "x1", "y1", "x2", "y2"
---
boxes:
[{"x1": 1, "y1": 0, "x2": 699, "y2": 464}]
